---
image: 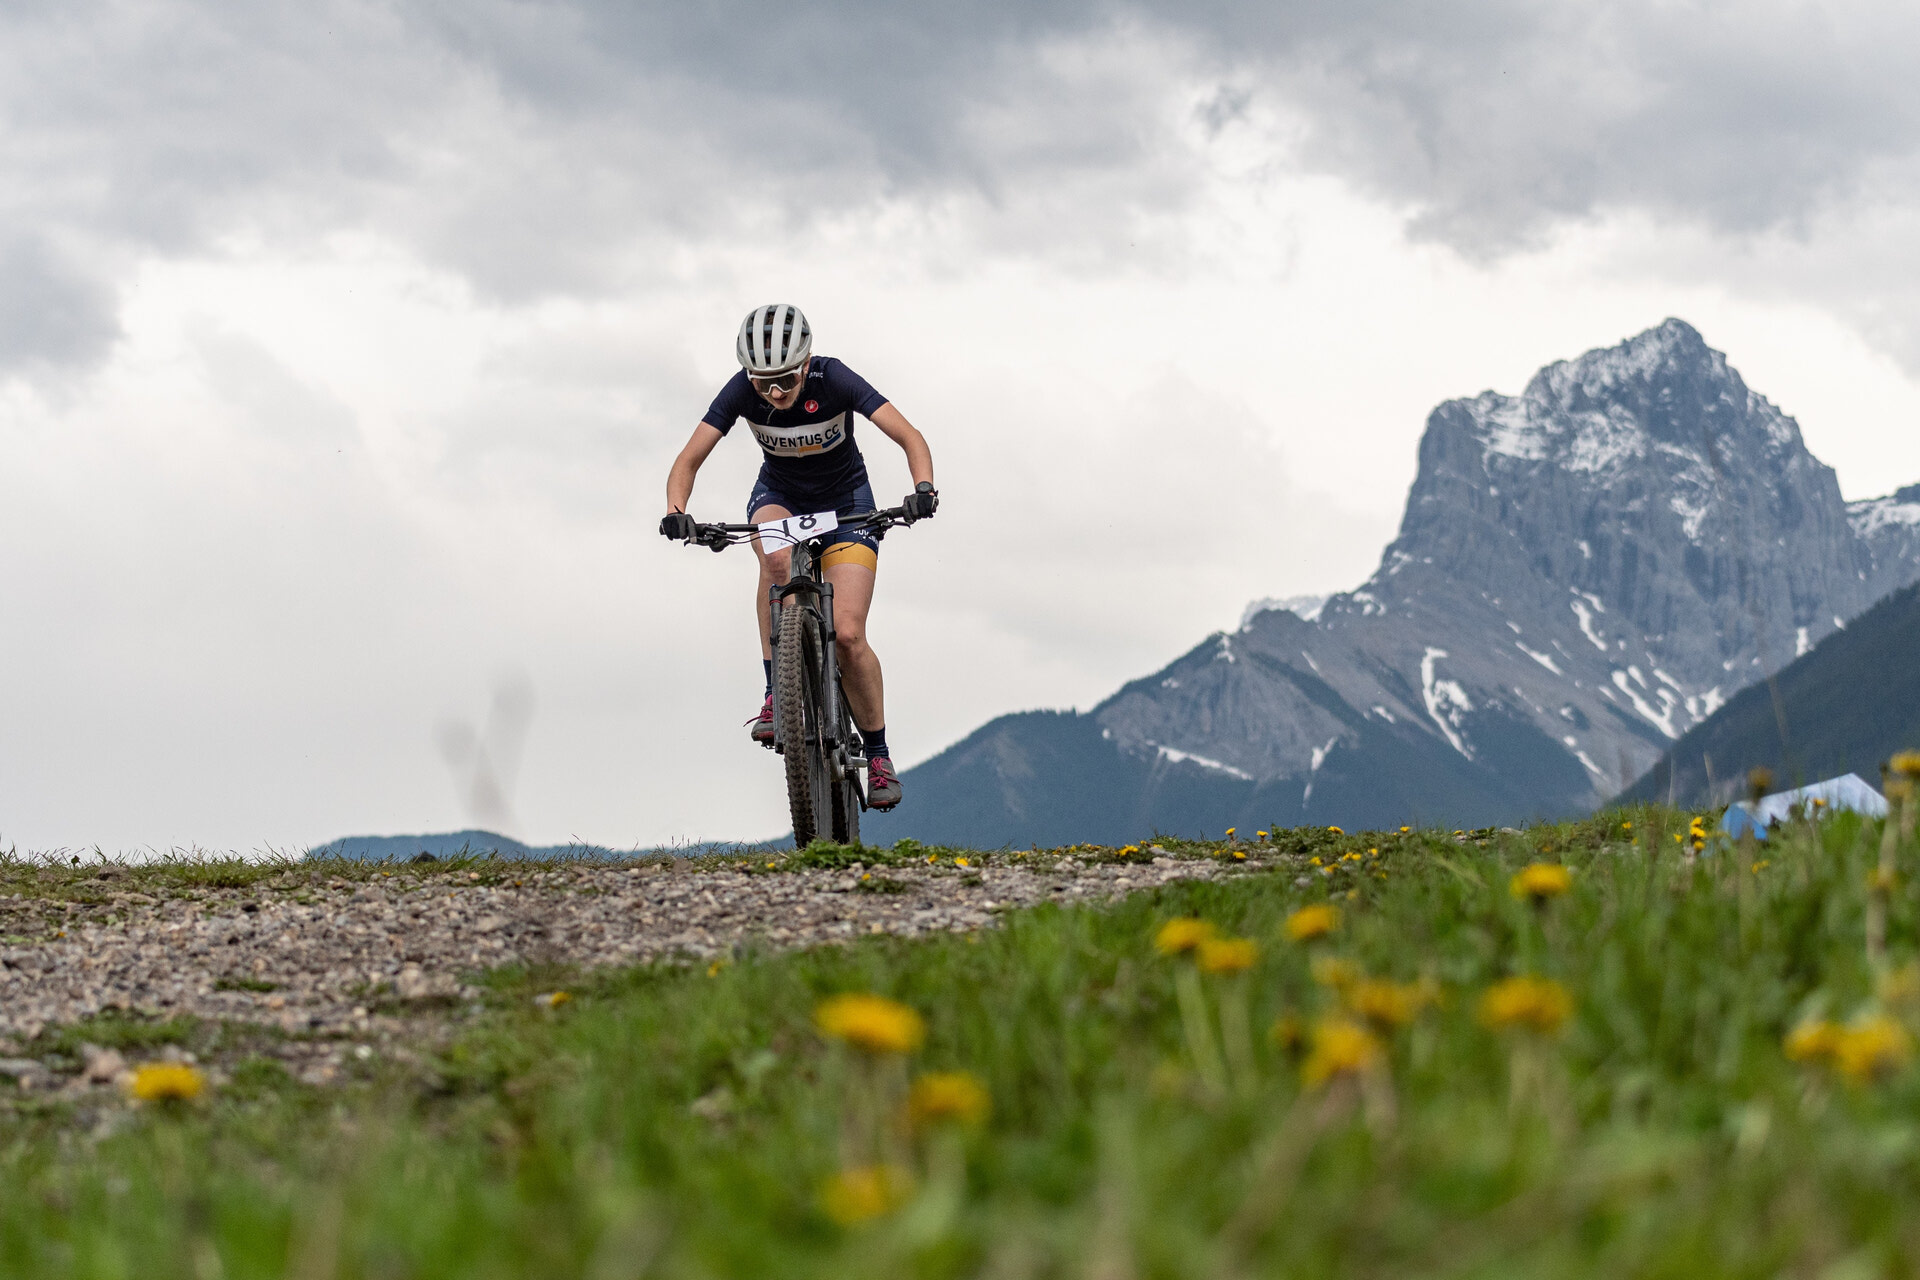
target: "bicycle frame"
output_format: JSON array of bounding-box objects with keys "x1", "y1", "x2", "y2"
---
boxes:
[{"x1": 765, "y1": 538, "x2": 859, "y2": 774}]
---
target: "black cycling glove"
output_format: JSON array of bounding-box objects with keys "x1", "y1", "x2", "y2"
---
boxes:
[
  {"x1": 659, "y1": 512, "x2": 696, "y2": 541},
  {"x1": 903, "y1": 482, "x2": 939, "y2": 522}
]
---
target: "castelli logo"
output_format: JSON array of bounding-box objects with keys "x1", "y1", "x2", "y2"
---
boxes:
[{"x1": 804, "y1": 399, "x2": 819, "y2": 414}]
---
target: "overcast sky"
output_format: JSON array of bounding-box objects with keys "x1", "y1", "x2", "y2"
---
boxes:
[{"x1": 5, "y1": 0, "x2": 1920, "y2": 853}]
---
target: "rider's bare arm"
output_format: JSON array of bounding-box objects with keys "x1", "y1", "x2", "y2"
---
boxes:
[
  {"x1": 867, "y1": 403, "x2": 935, "y2": 490},
  {"x1": 665, "y1": 422, "x2": 726, "y2": 513}
]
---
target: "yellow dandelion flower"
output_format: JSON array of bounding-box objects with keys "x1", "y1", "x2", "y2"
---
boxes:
[
  {"x1": 1300, "y1": 1017, "x2": 1383, "y2": 1088},
  {"x1": 1621, "y1": 821, "x2": 1632, "y2": 830},
  {"x1": 1256, "y1": 831, "x2": 1268, "y2": 839},
  {"x1": 815, "y1": 994, "x2": 925, "y2": 1055},
  {"x1": 1119, "y1": 845, "x2": 1139, "y2": 856},
  {"x1": 1477, "y1": 976, "x2": 1573, "y2": 1035},
  {"x1": 1225, "y1": 828, "x2": 1236, "y2": 838},
  {"x1": 1835, "y1": 1016, "x2": 1912, "y2": 1084},
  {"x1": 1196, "y1": 936, "x2": 1259, "y2": 975},
  {"x1": 1343, "y1": 977, "x2": 1437, "y2": 1030},
  {"x1": 1340, "y1": 852, "x2": 1363, "y2": 863},
  {"x1": 1890, "y1": 750, "x2": 1920, "y2": 779},
  {"x1": 1509, "y1": 863, "x2": 1572, "y2": 904},
  {"x1": 821, "y1": 1165, "x2": 913, "y2": 1226},
  {"x1": 954, "y1": 857, "x2": 970, "y2": 868},
  {"x1": 1784, "y1": 1019, "x2": 1844, "y2": 1064},
  {"x1": 1154, "y1": 917, "x2": 1216, "y2": 956},
  {"x1": 127, "y1": 1063, "x2": 205, "y2": 1103},
  {"x1": 907, "y1": 1071, "x2": 990, "y2": 1128},
  {"x1": 542, "y1": 989, "x2": 574, "y2": 1006},
  {"x1": 1232, "y1": 850, "x2": 1247, "y2": 861},
  {"x1": 1327, "y1": 826, "x2": 1345, "y2": 836},
  {"x1": 1308, "y1": 856, "x2": 1324, "y2": 867},
  {"x1": 1285, "y1": 904, "x2": 1341, "y2": 942},
  {"x1": 1399, "y1": 826, "x2": 1410, "y2": 834}
]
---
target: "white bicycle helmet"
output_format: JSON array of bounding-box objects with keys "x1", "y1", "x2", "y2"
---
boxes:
[{"x1": 736, "y1": 303, "x2": 812, "y2": 376}]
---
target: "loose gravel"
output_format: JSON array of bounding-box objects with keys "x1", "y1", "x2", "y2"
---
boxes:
[{"x1": 0, "y1": 852, "x2": 1262, "y2": 1086}]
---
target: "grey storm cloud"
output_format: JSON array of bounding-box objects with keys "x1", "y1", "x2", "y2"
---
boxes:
[
  {"x1": 4, "y1": 0, "x2": 1920, "y2": 367},
  {"x1": 0, "y1": 235, "x2": 118, "y2": 374}
]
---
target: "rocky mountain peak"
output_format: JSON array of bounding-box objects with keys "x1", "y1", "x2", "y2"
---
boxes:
[
  {"x1": 1456, "y1": 318, "x2": 1798, "y2": 491},
  {"x1": 1121, "y1": 320, "x2": 1913, "y2": 802},
  {"x1": 877, "y1": 320, "x2": 1920, "y2": 847}
]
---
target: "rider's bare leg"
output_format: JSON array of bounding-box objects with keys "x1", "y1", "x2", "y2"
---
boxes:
[
  {"x1": 824, "y1": 561, "x2": 883, "y2": 733},
  {"x1": 748, "y1": 503, "x2": 794, "y2": 660}
]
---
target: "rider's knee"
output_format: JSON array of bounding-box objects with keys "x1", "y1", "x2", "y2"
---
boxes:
[
  {"x1": 758, "y1": 550, "x2": 792, "y2": 581},
  {"x1": 837, "y1": 621, "x2": 868, "y2": 654}
]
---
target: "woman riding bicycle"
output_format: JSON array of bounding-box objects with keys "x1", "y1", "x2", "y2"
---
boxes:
[{"x1": 659, "y1": 304, "x2": 937, "y2": 810}]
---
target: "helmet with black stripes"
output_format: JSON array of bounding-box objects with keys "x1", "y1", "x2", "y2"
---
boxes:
[{"x1": 736, "y1": 303, "x2": 812, "y2": 376}]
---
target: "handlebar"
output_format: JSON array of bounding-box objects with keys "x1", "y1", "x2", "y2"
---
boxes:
[{"x1": 679, "y1": 505, "x2": 920, "y2": 553}]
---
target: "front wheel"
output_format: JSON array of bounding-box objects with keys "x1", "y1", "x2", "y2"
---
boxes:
[{"x1": 775, "y1": 597, "x2": 834, "y2": 846}]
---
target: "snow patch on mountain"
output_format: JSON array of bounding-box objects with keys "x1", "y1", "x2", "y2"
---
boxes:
[
  {"x1": 1570, "y1": 599, "x2": 1607, "y2": 651},
  {"x1": 1420, "y1": 648, "x2": 1475, "y2": 759},
  {"x1": 1241, "y1": 594, "x2": 1328, "y2": 628},
  {"x1": 1517, "y1": 642, "x2": 1562, "y2": 674},
  {"x1": 1850, "y1": 493, "x2": 1920, "y2": 538},
  {"x1": 1150, "y1": 743, "x2": 1252, "y2": 781},
  {"x1": 1476, "y1": 395, "x2": 1547, "y2": 460}
]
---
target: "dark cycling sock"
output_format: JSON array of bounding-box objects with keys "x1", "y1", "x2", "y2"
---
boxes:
[
  {"x1": 862, "y1": 726, "x2": 889, "y2": 760},
  {"x1": 762, "y1": 659, "x2": 772, "y2": 695}
]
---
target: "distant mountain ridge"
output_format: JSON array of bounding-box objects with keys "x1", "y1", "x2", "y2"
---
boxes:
[
  {"x1": 1622, "y1": 580, "x2": 1920, "y2": 806},
  {"x1": 865, "y1": 319, "x2": 1920, "y2": 846},
  {"x1": 311, "y1": 830, "x2": 617, "y2": 861},
  {"x1": 309, "y1": 830, "x2": 782, "y2": 861}
]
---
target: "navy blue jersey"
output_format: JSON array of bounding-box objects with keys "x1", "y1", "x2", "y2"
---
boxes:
[{"x1": 700, "y1": 356, "x2": 888, "y2": 509}]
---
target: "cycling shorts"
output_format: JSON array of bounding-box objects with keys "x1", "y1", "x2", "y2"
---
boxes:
[{"x1": 746, "y1": 474, "x2": 879, "y2": 573}]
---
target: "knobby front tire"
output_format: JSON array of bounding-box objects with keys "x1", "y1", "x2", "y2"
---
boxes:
[{"x1": 776, "y1": 597, "x2": 834, "y2": 846}]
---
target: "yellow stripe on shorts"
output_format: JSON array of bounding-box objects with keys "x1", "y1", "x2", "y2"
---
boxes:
[{"x1": 820, "y1": 542, "x2": 878, "y2": 573}]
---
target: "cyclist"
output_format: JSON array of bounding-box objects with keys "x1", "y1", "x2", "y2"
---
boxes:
[{"x1": 659, "y1": 303, "x2": 937, "y2": 810}]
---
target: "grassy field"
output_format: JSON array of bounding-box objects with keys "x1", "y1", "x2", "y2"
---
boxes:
[{"x1": 6, "y1": 801, "x2": 1920, "y2": 1278}]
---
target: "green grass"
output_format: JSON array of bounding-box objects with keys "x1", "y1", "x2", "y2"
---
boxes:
[{"x1": 6, "y1": 806, "x2": 1920, "y2": 1277}]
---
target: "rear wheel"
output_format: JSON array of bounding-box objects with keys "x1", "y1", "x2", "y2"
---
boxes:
[{"x1": 776, "y1": 597, "x2": 833, "y2": 846}]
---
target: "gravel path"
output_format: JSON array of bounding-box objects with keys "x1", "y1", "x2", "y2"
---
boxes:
[{"x1": 0, "y1": 854, "x2": 1251, "y2": 1055}]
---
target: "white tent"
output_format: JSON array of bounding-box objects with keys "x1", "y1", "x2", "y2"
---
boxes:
[{"x1": 1719, "y1": 773, "x2": 1889, "y2": 841}]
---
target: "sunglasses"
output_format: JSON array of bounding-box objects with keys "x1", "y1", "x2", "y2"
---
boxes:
[{"x1": 750, "y1": 368, "x2": 806, "y2": 394}]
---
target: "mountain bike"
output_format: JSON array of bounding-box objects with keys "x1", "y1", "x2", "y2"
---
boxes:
[{"x1": 682, "y1": 505, "x2": 920, "y2": 846}]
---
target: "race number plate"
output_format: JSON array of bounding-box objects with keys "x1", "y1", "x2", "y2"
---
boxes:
[{"x1": 756, "y1": 510, "x2": 839, "y2": 547}]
